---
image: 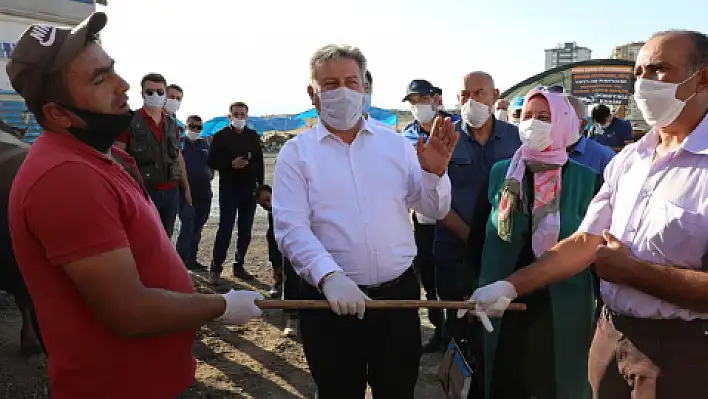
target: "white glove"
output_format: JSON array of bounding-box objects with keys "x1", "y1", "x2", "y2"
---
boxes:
[
  {"x1": 457, "y1": 281, "x2": 517, "y2": 332},
  {"x1": 217, "y1": 289, "x2": 264, "y2": 324},
  {"x1": 321, "y1": 272, "x2": 370, "y2": 319}
]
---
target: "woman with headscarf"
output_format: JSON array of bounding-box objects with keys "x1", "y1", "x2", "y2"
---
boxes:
[{"x1": 464, "y1": 90, "x2": 599, "y2": 399}]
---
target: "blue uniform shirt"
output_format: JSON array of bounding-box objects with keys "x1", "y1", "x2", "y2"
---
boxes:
[
  {"x1": 181, "y1": 138, "x2": 212, "y2": 198},
  {"x1": 587, "y1": 117, "x2": 633, "y2": 148},
  {"x1": 402, "y1": 112, "x2": 461, "y2": 144},
  {"x1": 569, "y1": 136, "x2": 615, "y2": 182},
  {"x1": 434, "y1": 117, "x2": 521, "y2": 265}
]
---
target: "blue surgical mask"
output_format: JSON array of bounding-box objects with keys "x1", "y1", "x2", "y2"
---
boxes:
[{"x1": 363, "y1": 94, "x2": 372, "y2": 113}]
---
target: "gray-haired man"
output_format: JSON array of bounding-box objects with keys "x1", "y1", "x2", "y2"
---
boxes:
[{"x1": 273, "y1": 44, "x2": 457, "y2": 398}]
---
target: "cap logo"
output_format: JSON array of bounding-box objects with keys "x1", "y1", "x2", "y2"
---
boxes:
[{"x1": 29, "y1": 25, "x2": 56, "y2": 47}]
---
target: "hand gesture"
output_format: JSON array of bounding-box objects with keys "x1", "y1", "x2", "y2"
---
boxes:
[
  {"x1": 232, "y1": 157, "x2": 248, "y2": 169},
  {"x1": 594, "y1": 230, "x2": 636, "y2": 285},
  {"x1": 417, "y1": 116, "x2": 459, "y2": 176}
]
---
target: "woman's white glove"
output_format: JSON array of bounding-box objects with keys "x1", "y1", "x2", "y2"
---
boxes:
[
  {"x1": 321, "y1": 272, "x2": 370, "y2": 319},
  {"x1": 457, "y1": 281, "x2": 517, "y2": 332},
  {"x1": 216, "y1": 289, "x2": 264, "y2": 324}
]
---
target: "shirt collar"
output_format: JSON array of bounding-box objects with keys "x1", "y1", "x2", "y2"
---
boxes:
[
  {"x1": 636, "y1": 112, "x2": 708, "y2": 157},
  {"x1": 460, "y1": 116, "x2": 501, "y2": 140},
  {"x1": 315, "y1": 117, "x2": 372, "y2": 141},
  {"x1": 572, "y1": 136, "x2": 588, "y2": 154}
]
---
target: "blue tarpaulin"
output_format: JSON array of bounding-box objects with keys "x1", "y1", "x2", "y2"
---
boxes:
[
  {"x1": 294, "y1": 106, "x2": 398, "y2": 128},
  {"x1": 201, "y1": 116, "x2": 305, "y2": 137}
]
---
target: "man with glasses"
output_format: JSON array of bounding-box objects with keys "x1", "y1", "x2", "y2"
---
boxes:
[
  {"x1": 116, "y1": 73, "x2": 191, "y2": 237},
  {"x1": 176, "y1": 115, "x2": 213, "y2": 270}
]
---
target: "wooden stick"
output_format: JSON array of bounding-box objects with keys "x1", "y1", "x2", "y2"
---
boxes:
[{"x1": 255, "y1": 299, "x2": 526, "y2": 311}]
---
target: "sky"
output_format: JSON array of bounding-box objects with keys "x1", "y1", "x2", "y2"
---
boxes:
[{"x1": 96, "y1": 0, "x2": 707, "y2": 122}]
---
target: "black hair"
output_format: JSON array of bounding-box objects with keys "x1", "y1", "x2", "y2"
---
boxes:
[
  {"x1": 255, "y1": 184, "x2": 272, "y2": 197},
  {"x1": 166, "y1": 84, "x2": 183, "y2": 94},
  {"x1": 365, "y1": 70, "x2": 372, "y2": 86},
  {"x1": 187, "y1": 115, "x2": 202, "y2": 122},
  {"x1": 591, "y1": 104, "x2": 611, "y2": 123},
  {"x1": 140, "y1": 73, "x2": 167, "y2": 89}
]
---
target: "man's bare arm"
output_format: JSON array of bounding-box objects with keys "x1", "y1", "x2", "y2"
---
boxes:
[
  {"x1": 506, "y1": 232, "x2": 604, "y2": 296},
  {"x1": 63, "y1": 248, "x2": 226, "y2": 338},
  {"x1": 439, "y1": 210, "x2": 469, "y2": 242},
  {"x1": 623, "y1": 259, "x2": 708, "y2": 313}
]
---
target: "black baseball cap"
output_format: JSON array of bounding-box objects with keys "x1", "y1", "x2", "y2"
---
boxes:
[
  {"x1": 403, "y1": 79, "x2": 435, "y2": 102},
  {"x1": 432, "y1": 87, "x2": 442, "y2": 96},
  {"x1": 6, "y1": 12, "x2": 107, "y2": 115}
]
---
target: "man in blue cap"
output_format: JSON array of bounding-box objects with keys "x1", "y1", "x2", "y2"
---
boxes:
[{"x1": 400, "y1": 79, "x2": 454, "y2": 352}]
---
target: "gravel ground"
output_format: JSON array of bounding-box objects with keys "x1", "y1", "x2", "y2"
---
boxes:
[{"x1": 0, "y1": 153, "x2": 444, "y2": 398}]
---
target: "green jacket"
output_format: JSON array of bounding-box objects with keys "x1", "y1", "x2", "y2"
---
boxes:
[{"x1": 478, "y1": 158, "x2": 597, "y2": 399}]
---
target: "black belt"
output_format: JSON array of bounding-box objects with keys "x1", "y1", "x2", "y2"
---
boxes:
[
  {"x1": 357, "y1": 267, "x2": 415, "y2": 297},
  {"x1": 605, "y1": 307, "x2": 708, "y2": 339}
]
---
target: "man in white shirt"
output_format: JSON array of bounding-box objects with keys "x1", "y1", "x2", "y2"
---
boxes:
[{"x1": 273, "y1": 44, "x2": 457, "y2": 399}]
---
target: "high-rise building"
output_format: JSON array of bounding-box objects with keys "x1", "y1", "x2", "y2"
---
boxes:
[
  {"x1": 544, "y1": 42, "x2": 592, "y2": 70},
  {"x1": 610, "y1": 42, "x2": 645, "y2": 61}
]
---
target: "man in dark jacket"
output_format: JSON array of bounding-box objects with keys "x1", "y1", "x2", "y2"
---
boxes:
[
  {"x1": 207, "y1": 101, "x2": 264, "y2": 283},
  {"x1": 176, "y1": 115, "x2": 213, "y2": 270},
  {"x1": 0, "y1": 129, "x2": 44, "y2": 355}
]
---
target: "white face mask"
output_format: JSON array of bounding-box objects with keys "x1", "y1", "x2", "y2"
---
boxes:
[
  {"x1": 318, "y1": 87, "x2": 364, "y2": 131},
  {"x1": 461, "y1": 99, "x2": 491, "y2": 128},
  {"x1": 231, "y1": 118, "x2": 247, "y2": 130},
  {"x1": 411, "y1": 104, "x2": 437, "y2": 123},
  {"x1": 511, "y1": 118, "x2": 520, "y2": 126},
  {"x1": 519, "y1": 118, "x2": 553, "y2": 151},
  {"x1": 633, "y1": 73, "x2": 700, "y2": 128},
  {"x1": 437, "y1": 103, "x2": 446, "y2": 112},
  {"x1": 164, "y1": 98, "x2": 181, "y2": 114},
  {"x1": 144, "y1": 93, "x2": 166, "y2": 109},
  {"x1": 495, "y1": 110, "x2": 508, "y2": 121},
  {"x1": 186, "y1": 130, "x2": 200, "y2": 141}
]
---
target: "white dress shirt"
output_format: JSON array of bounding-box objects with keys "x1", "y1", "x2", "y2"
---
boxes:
[
  {"x1": 579, "y1": 113, "x2": 708, "y2": 320},
  {"x1": 273, "y1": 118, "x2": 452, "y2": 286}
]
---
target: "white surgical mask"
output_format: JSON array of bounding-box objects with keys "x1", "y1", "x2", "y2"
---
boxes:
[
  {"x1": 164, "y1": 98, "x2": 181, "y2": 114},
  {"x1": 231, "y1": 118, "x2": 247, "y2": 130},
  {"x1": 495, "y1": 110, "x2": 508, "y2": 121},
  {"x1": 461, "y1": 99, "x2": 491, "y2": 128},
  {"x1": 411, "y1": 104, "x2": 437, "y2": 123},
  {"x1": 318, "y1": 87, "x2": 364, "y2": 131},
  {"x1": 519, "y1": 119, "x2": 553, "y2": 151},
  {"x1": 144, "y1": 93, "x2": 166, "y2": 109},
  {"x1": 186, "y1": 130, "x2": 200, "y2": 141},
  {"x1": 511, "y1": 118, "x2": 520, "y2": 126},
  {"x1": 437, "y1": 104, "x2": 446, "y2": 112},
  {"x1": 633, "y1": 73, "x2": 699, "y2": 128}
]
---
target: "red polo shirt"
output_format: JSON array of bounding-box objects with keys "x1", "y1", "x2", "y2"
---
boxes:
[
  {"x1": 116, "y1": 107, "x2": 180, "y2": 191},
  {"x1": 9, "y1": 131, "x2": 196, "y2": 399}
]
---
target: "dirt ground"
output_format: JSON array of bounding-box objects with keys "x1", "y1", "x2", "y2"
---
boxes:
[{"x1": 0, "y1": 154, "x2": 444, "y2": 398}]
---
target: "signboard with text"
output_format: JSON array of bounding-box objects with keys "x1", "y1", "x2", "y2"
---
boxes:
[{"x1": 571, "y1": 65, "x2": 634, "y2": 105}]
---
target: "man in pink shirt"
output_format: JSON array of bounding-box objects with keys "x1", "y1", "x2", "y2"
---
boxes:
[{"x1": 463, "y1": 30, "x2": 708, "y2": 398}]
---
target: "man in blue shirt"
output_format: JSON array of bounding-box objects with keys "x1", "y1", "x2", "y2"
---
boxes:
[
  {"x1": 176, "y1": 115, "x2": 213, "y2": 270},
  {"x1": 588, "y1": 104, "x2": 634, "y2": 152},
  {"x1": 435, "y1": 71, "x2": 521, "y2": 345},
  {"x1": 400, "y1": 79, "x2": 451, "y2": 352},
  {"x1": 566, "y1": 96, "x2": 616, "y2": 179}
]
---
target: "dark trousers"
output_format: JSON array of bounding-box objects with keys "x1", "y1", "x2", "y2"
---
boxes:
[
  {"x1": 412, "y1": 217, "x2": 442, "y2": 330},
  {"x1": 492, "y1": 289, "x2": 556, "y2": 399},
  {"x1": 176, "y1": 193, "x2": 212, "y2": 264},
  {"x1": 211, "y1": 183, "x2": 256, "y2": 274},
  {"x1": 267, "y1": 222, "x2": 301, "y2": 314},
  {"x1": 299, "y1": 268, "x2": 421, "y2": 399},
  {"x1": 148, "y1": 186, "x2": 181, "y2": 238},
  {"x1": 589, "y1": 307, "x2": 708, "y2": 399},
  {"x1": 436, "y1": 260, "x2": 476, "y2": 345}
]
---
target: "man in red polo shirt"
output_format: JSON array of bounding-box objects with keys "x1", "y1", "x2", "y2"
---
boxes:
[
  {"x1": 115, "y1": 73, "x2": 191, "y2": 238},
  {"x1": 6, "y1": 13, "x2": 264, "y2": 399}
]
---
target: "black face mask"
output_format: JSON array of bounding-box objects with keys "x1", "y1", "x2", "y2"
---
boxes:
[{"x1": 59, "y1": 104, "x2": 134, "y2": 153}]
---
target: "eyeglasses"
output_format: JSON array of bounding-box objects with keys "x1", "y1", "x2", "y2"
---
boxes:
[
  {"x1": 188, "y1": 124, "x2": 203, "y2": 131},
  {"x1": 144, "y1": 89, "x2": 165, "y2": 96}
]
